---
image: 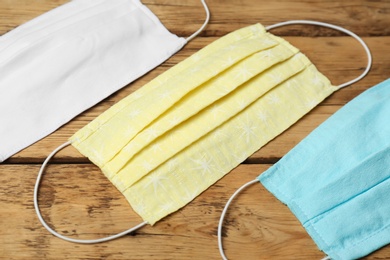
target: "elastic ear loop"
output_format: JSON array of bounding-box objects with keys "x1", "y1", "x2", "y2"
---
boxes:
[
  {"x1": 34, "y1": 1, "x2": 210, "y2": 242},
  {"x1": 217, "y1": 179, "x2": 331, "y2": 260},
  {"x1": 185, "y1": 0, "x2": 211, "y2": 42},
  {"x1": 218, "y1": 20, "x2": 371, "y2": 259},
  {"x1": 34, "y1": 141, "x2": 148, "y2": 244},
  {"x1": 218, "y1": 179, "x2": 258, "y2": 260},
  {"x1": 265, "y1": 20, "x2": 372, "y2": 89}
]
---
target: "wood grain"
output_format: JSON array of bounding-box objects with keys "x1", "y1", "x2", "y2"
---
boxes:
[
  {"x1": 1, "y1": 164, "x2": 389, "y2": 259},
  {"x1": 6, "y1": 105, "x2": 340, "y2": 163},
  {"x1": 1, "y1": 0, "x2": 389, "y2": 36},
  {"x1": 6, "y1": 36, "x2": 390, "y2": 163},
  {"x1": 0, "y1": 0, "x2": 389, "y2": 259}
]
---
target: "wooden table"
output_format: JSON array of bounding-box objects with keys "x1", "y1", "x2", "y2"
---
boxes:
[{"x1": 1, "y1": 0, "x2": 389, "y2": 259}]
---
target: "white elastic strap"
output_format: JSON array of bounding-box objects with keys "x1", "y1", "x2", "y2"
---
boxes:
[
  {"x1": 265, "y1": 20, "x2": 372, "y2": 89},
  {"x1": 185, "y1": 0, "x2": 210, "y2": 42},
  {"x1": 218, "y1": 179, "x2": 258, "y2": 260},
  {"x1": 34, "y1": 141, "x2": 148, "y2": 244},
  {"x1": 217, "y1": 178, "x2": 331, "y2": 260}
]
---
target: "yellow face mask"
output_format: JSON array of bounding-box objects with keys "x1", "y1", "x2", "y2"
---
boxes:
[{"x1": 34, "y1": 20, "x2": 371, "y2": 243}]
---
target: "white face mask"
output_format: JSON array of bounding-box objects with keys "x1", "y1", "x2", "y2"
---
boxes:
[{"x1": 0, "y1": 0, "x2": 209, "y2": 162}]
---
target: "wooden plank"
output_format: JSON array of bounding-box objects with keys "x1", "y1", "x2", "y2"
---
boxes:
[
  {"x1": 7, "y1": 105, "x2": 336, "y2": 163},
  {"x1": 0, "y1": 164, "x2": 389, "y2": 259},
  {"x1": 1, "y1": 0, "x2": 389, "y2": 259},
  {"x1": 146, "y1": 0, "x2": 390, "y2": 37},
  {"x1": 79, "y1": 36, "x2": 389, "y2": 104},
  {"x1": 0, "y1": 0, "x2": 389, "y2": 37},
  {"x1": 4, "y1": 35, "x2": 390, "y2": 163}
]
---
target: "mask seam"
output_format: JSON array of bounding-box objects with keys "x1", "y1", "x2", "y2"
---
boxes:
[
  {"x1": 266, "y1": 33, "x2": 337, "y2": 91},
  {"x1": 263, "y1": 174, "x2": 335, "y2": 253},
  {"x1": 266, "y1": 33, "x2": 299, "y2": 55},
  {"x1": 347, "y1": 223, "x2": 390, "y2": 251},
  {"x1": 303, "y1": 170, "x2": 390, "y2": 256},
  {"x1": 303, "y1": 210, "x2": 334, "y2": 255},
  {"x1": 123, "y1": 184, "x2": 166, "y2": 225},
  {"x1": 1, "y1": 108, "x2": 82, "y2": 163},
  {"x1": 135, "y1": 1, "x2": 183, "y2": 40},
  {"x1": 307, "y1": 158, "x2": 390, "y2": 227},
  {"x1": 123, "y1": 189, "x2": 153, "y2": 224}
]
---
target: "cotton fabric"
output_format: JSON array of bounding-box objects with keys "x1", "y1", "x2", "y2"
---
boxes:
[
  {"x1": 0, "y1": 0, "x2": 185, "y2": 162},
  {"x1": 71, "y1": 23, "x2": 337, "y2": 225},
  {"x1": 260, "y1": 78, "x2": 390, "y2": 260}
]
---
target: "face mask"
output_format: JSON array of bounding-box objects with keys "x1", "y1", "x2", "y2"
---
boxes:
[
  {"x1": 218, "y1": 78, "x2": 390, "y2": 260},
  {"x1": 0, "y1": 0, "x2": 209, "y2": 162},
  {"x1": 34, "y1": 20, "x2": 371, "y2": 244}
]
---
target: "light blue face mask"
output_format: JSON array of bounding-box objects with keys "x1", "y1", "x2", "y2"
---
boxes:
[{"x1": 218, "y1": 78, "x2": 390, "y2": 260}]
